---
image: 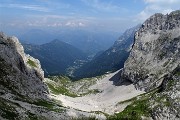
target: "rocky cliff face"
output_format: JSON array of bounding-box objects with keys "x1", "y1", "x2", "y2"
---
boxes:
[
  {"x1": 122, "y1": 10, "x2": 180, "y2": 91},
  {"x1": 0, "y1": 32, "x2": 48, "y2": 100},
  {"x1": 150, "y1": 67, "x2": 180, "y2": 120},
  {"x1": 118, "y1": 10, "x2": 180, "y2": 120},
  {"x1": 0, "y1": 32, "x2": 104, "y2": 120},
  {"x1": 112, "y1": 24, "x2": 141, "y2": 52}
]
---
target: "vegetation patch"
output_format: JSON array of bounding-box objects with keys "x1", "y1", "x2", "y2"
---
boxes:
[
  {"x1": 175, "y1": 71, "x2": 180, "y2": 76},
  {"x1": 92, "y1": 111, "x2": 109, "y2": 118},
  {"x1": 46, "y1": 82, "x2": 78, "y2": 97},
  {"x1": 27, "y1": 112, "x2": 39, "y2": 120},
  {"x1": 117, "y1": 96, "x2": 136, "y2": 105},
  {"x1": 155, "y1": 95, "x2": 171, "y2": 107},
  {"x1": 108, "y1": 99, "x2": 151, "y2": 120},
  {"x1": 109, "y1": 74, "x2": 178, "y2": 120},
  {"x1": 77, "y1": 89, "x2": 101, "y2": 97},
  {"x1": 27, "y1": 59, "x2": 37, "y2": 68},
  {"x1": 108, "y1": 90, "x2": 158, "y2": 120},
  {"x1": 46, "y1": 75, "x2": 103, "y2": 97},
  {"x1": 48, "y1": 75, "x2": 71, "y2": 83},
  {"x1": 0, "y1": 98, "x2": 19, "y2": 120},
  {"x1": 27, "y1": 112, "x2": 48, "y2": 120},
  {"x1": 33, "y1": 100, "x2": 64, "y2": 113},
  {"x1": 70, "y1": 116, "x2": 98, "y2": 120},
  {"x1": 167, "y1": 79, "x2": 175, "y2": 90}
]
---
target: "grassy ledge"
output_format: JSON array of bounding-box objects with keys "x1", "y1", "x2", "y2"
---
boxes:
[
  {"x1": 32, "y1": 100, "x2": 65, "y2": 113},
  {"x1": 27, "y1": 59, "x2": 37, "y2": 68},
  {"x1": 45, "y1": 75, "x2": 103, "y2": 97},
  {"x1": 108, "y1": 90, "x2": 158, "y2": 120}
]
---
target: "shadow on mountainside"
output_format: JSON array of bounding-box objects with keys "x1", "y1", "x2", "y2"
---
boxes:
[{"x1": 109, "y1": 69, "x2": 132, "y2": 86}]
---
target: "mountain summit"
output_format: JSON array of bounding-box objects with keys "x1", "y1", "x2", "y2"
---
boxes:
[
  {"x1": 0, "y1": 10, "x2": 179, "y2": 120},
  {"x1": 0, "y1": 32, "x2": 101, "y2": 120},
  {"x1": 120, "y1": 10, "x2": 180, "y2": 119},
  {"x1": 23, "y1": 39, "x2": 87, "y2": 76},
  {"x1": 0, "y1": 32, "x2": 49, "y2": 100},
  {"x1": 122, "y1": 10, "x2": 180, "y2": 91}
]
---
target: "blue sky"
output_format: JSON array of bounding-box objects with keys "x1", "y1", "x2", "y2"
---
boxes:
[{"x1": 0, "y1": 0, "x2": 180, "y2": 34}]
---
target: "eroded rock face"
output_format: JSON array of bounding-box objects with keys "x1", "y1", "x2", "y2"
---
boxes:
[
  {"x1": 149, "y1": 67, "x2": 180, "y2": 120},
  {"x1": 121, "y1": 10, "x2": 180, "y2": 91},
  {"x1": 113, "y1": 24, "x2": 141, "y2": 52},
  {"x1": 0, "y1": 32, "x2": 49, "y2": 100}
]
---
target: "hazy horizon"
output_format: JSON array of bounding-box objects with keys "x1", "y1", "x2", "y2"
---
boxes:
[{"x1": 0, "y1": 0, "x2": 180, "y2": 36}]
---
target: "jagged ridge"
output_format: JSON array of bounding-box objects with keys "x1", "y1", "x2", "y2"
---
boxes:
[
  {"x1": 122, "y1": 10, "x2": 180, "y2": 91},
  {"x1": 0, "y1": 32, "x2": 49, "y2": 100}
]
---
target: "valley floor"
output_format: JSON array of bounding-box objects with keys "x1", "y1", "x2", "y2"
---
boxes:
[{"x1": 49, "y1": 70, "x2": 144, "y2": 116}]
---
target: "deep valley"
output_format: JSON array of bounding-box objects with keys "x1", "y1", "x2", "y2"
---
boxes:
[{"x1": 0, "y1": 5, "x2": 180, "y2": 120}]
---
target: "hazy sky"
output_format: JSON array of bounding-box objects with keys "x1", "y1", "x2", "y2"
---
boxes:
[{"x1": 0, "y1": 0, "x2": 180, "y2": 35}]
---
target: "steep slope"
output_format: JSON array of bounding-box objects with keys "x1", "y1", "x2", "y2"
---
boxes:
[
  {"x1": 0, "y1": 32, "x2": 50, "y2": 119},
  {"x1": 122, "y1": 10, "x2": 180, "y2": 91},
  {"x1": 74, "y1": 25, "x2": 140, "y2": 79},
  {"x1": 149, "y1": 67, "x2": 180, "y2": 120},
  {"x1": 0, "y1": 33, "x2": 105, "y2": 120},
  {"x1": 117, "y1": 10, "x2": 180, "y2": 119},
  {"x1": 0, "y1": 32, "x2": 48, "y2": 100},
  {"x1": 23, "y1": 39, "x2": 87, "y2": 76}
]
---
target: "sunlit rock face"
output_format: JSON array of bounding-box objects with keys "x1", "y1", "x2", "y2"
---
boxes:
[
  {"x1": 121, "y1": 10, "x2": 180, "y2": 91},
  {"x1": 120, "y1": 10, "x2": 180, "y2": 120},
  {"x1": 0, "y1": 32, "x2": 49, "y2": 100}
]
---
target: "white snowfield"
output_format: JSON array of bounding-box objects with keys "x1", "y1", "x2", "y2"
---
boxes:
[{"x1": 51, "y1": 70, "x2": 144, "y2": 114}]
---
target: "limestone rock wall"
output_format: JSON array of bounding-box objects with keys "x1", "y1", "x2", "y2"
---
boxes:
[
  {"x1": 121, "y1": 10, "x2": 180, "y2": 91},
  {"x1": 0, "y1": 32, "x2": 49, "y2": 100}
]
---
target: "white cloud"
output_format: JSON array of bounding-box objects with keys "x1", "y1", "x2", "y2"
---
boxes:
[
  {"x1": 0, "y1": 3, "x2": 50, "y2": 12},
  {"x1": 81, "y1": 0, "x2": 125, "y2": 12},
  {"x1": 47, "y1": 23, "x2": 62, "y2": 27},
  {"x1": 65, "y1": 20, "x2": 87, "y2": 27},
  {"x1": 78, "y1": 22, "x2": 86, "y2": 27},
  {"x1": 8, "y1": 14, "x2": 89, "y2": 28},
  {"x1": 144, "y1": 0, "x2": 180, "y2": 4},
  {"x1": 135, "y1": 0, "x2": 180, "y2": 22}
]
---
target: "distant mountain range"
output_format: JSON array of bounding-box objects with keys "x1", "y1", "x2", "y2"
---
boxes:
[
  {"x1": 19, "y1": 29, "x2": 55, "y2": 45},
  {"x1": 20, "y1": 29, "x2": 120, "y2": 56},
  {"x1": 1, "y1": 10, "x2": 180, "y2": 120},
  {"x1": 23, "y1": 39, "x2": 87, "y2": 76},
  {"x1": 73, "y1": 25, "x2": 140, "y2": 79},
  {"x1": 23, "y1": 25, "x2": 140, "y2": 78}
]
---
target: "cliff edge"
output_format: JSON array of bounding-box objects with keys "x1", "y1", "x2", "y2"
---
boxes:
[{"x1": 0, "y1": 32, "x2": 49, "y2": 100}]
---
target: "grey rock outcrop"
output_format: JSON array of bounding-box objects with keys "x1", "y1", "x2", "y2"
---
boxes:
[
  {"x1": 118, "y1": 10, "x2": 180, "y2": 120},
  {"x1": 0, "y1": 33, "x2": 104, "y2": 120},
  {"x1": 112, "y1": 24, "x2": 141, "y2": 52},
  {"x1": 121, "y1": 10, "x2": 180, "y2": 91},
  {"x1": 150, "y1": 67, "x2": 180, "y2": 120},
  {"x1": 0, "y1": 32, "x2": 49, "y2": 100}
]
